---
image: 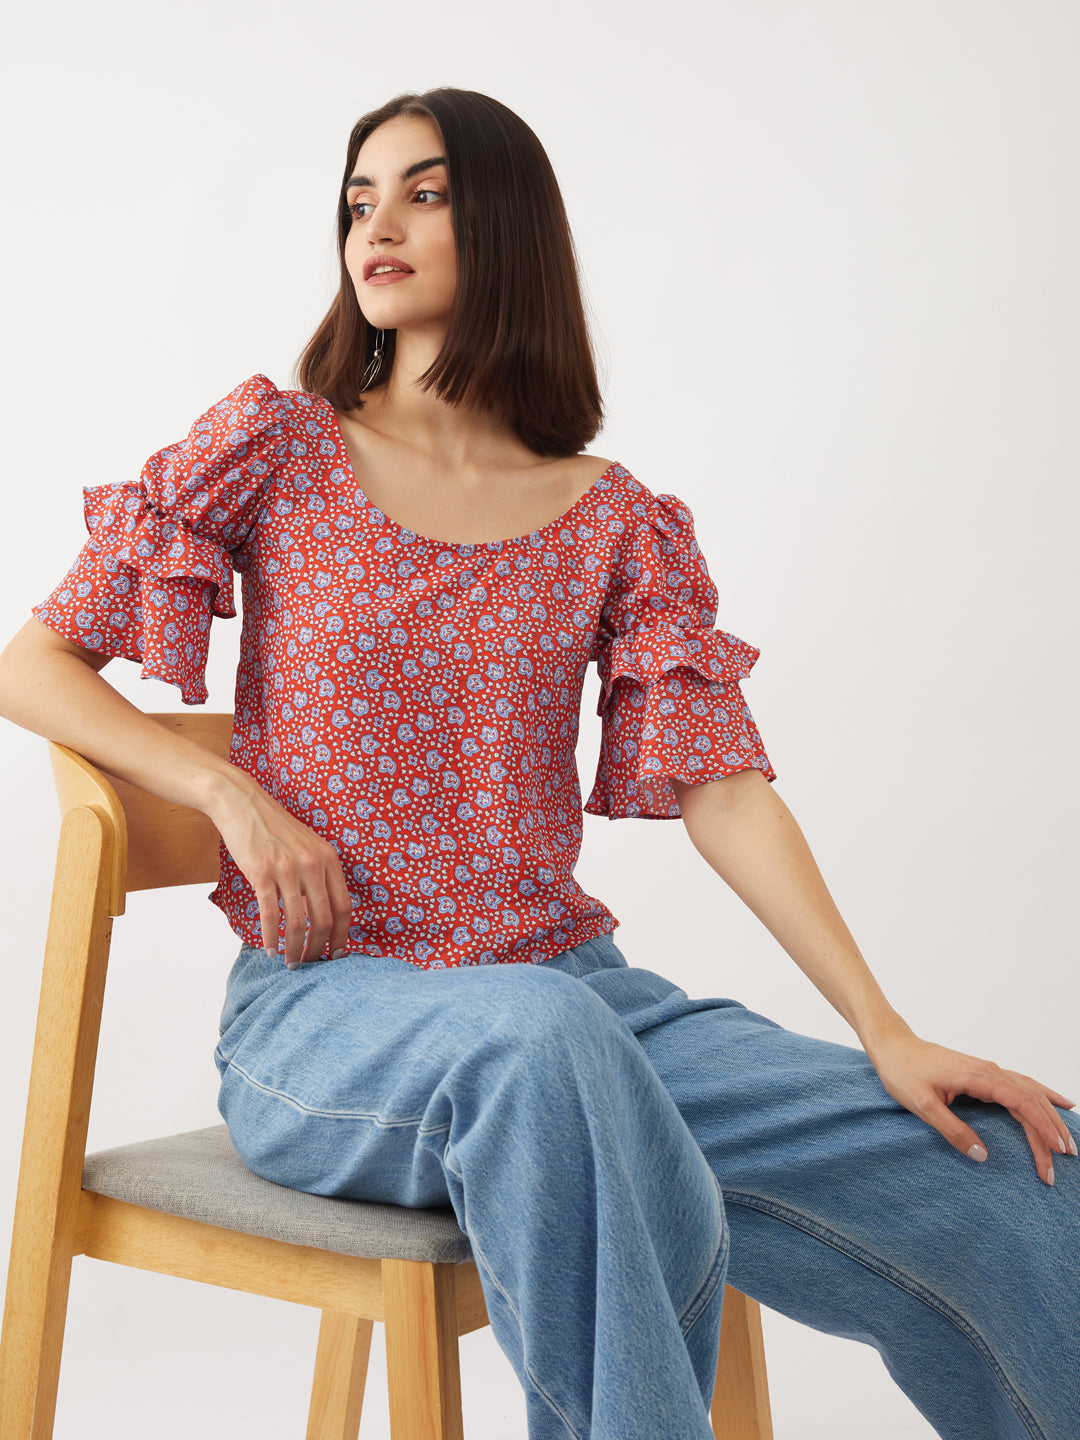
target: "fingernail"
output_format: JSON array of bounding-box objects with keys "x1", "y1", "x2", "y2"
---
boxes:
[
  {"x1": 285, "y1": 960, "x2": 300, "y2": 971},
  {"x1": 1068, "y1": 1134, "x2": 1078, "y2": 1157},
  {"x1": 967, "y1": 1143, "x2": 988, "y2": 1163},
  {"x1": 332, "y1": 949, "x2": 345, "y2": 960},
  {"x1": 1057, "y1": 1136, "x2": 1068, "y2": 1154},
  {"x1": 1047, "y1": 1165, "x2": 1055, "y2": 1186}
]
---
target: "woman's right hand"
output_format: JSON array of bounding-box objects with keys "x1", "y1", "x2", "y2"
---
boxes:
[
  {"x1": 0, "y1": 619, "x2": 354, "y2": 969},
  {"x1": 206, "y1": 767, "x2": 354, "y2": 968}
]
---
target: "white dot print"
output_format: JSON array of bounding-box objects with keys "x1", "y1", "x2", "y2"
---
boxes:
[{"x1": 33, "y1": 374, "x2": 776, "y2": 969}]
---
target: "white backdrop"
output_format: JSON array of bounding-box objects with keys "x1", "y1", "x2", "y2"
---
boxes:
[{"x1": 1, "y1": 2, "x2": 1077, "y2": 1437}]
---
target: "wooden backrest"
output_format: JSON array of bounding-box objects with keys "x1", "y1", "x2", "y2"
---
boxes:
[
  {"x1": 0, "y1": 713, "x2": 237, "y2": 1427},
  {"x1": 48, "y1": 713, "x2": 233, "y2": 914}
]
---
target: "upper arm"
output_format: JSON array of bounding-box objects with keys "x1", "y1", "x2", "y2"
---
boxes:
[
  {"x1": 670, "y1": 767, "x2": 768, "y2": 823},
  {"x1": 1, "y1": 616, "x2": 113, "y2": 674}
]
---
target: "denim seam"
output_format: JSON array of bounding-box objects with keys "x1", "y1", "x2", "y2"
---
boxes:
[
  {"x1": 217, "y1": 1049, "x2": 448, "y2": 1130},
  {"x1": 464, "y1": 1226, "x2": 585, "y2": 1440},
  {"x1": 448, "y1": 1137, "x2": 722, "y2": 1398},
  {"x1": 723, "y1": 1188, "x2": 1044, "y2": 1440},
  {"x1": 442, "y1": 1140, "x2": 582, "y2": 1436},
  {"x1": 677, "y1": 1176, "x2": 730, "y2": 1338},
  {"x1": 442, "y1": 1142, "x2": 463, "y2": 1182}
]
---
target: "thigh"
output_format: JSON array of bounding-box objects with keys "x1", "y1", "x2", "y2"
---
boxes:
[
  {"x1": 630, "y1": 986, "x2": 1079, "y2": 1262},
  {"x1": 213, "y1": 937, "x2": 666, "y2": 1205},
  {"x1": 570, "y1": 944, "x2": 1079, "y2": 1264},
  {"x1": 589, "y1": 957, "x2": 1080, "y2": 1419}
]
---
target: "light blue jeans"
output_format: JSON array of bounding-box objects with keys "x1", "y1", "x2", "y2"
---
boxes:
[{"x1": 215, "y1": 932, "x2": 1079, "y2": 1440}]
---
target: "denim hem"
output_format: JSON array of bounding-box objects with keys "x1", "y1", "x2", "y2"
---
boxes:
[{"x1": 723, "y1": 1189, "x2": 1045, "y2": 1440}]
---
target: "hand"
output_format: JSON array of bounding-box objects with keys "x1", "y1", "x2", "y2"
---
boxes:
[
  {"x1": 865, "y1": 1027, "x2": 1078, "y2": 1185},
  {"x1": 207, "y1": 767, "x2": 353, "y2": 969}
]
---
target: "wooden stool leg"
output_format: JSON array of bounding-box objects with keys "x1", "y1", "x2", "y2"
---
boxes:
[
  {"x1": 306, "y1": 1311, "x2": 374, "y2": 1440},
  {"x1": 711, "y1": 1285, "x2": 774, "y2": 1440},
  {"x1": 383, "y1": 1259, "x2": 464, "y2": 1440}
]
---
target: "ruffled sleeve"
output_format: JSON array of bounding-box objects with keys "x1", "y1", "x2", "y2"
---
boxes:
[
  {"x1": 584, "y1": 491, "x2": 776, "y2": 819},
  {"x1": 32, "y1": 373, "x2": 286, "y2": 704}
]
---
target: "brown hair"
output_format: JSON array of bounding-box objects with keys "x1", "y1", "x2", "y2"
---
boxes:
[{"x1": 292, "y1": 88, "x2": 605, "y2": 458}]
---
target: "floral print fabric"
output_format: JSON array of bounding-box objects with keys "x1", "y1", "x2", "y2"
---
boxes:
[{"x1": 33, "y1": 374, "x2": 776, "y2": 968}]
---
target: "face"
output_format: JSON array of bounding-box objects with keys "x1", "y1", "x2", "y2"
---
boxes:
[{"x1": 344, "y1": 115, "x2": 457, "y2": 338}]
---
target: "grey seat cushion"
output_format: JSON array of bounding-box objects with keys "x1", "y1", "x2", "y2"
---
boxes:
[{"x1": 82, "y1": 1124, "x2": 474, "y2": 1265}]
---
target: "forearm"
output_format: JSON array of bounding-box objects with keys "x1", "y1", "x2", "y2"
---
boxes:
[
  {"x1": 0, "y1": 618, "x2": 250, "y2": 818},
  {"x1": 670, "y1": 769, "x2": 913, "y2": 1055}
]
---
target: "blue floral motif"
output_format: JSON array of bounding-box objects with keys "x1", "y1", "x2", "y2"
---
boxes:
[{"x1": 32, "y1": 374, "x2": 774, "y2": 966}]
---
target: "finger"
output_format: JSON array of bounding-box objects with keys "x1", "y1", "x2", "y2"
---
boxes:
[
  {"x1": 327, "y1": 865, "x2": 354, "y2": 959},
  {"x1": 281, "y1": 889, "x2": 307, "y2": 969},
  {"x1": 1014, "y1": 1089, "x2": 1071, "y2": 1167},
  {"x1": 244, "y1": 847, "x2": 285, "y2": 958},
  {"x1": 979, "y1": 1076, "x2": 1065, "y2": 1182},
  {"x1": 300, "y1": 888, "x2": 334, "y2": 965},
  {"x1": 297, "y1": 844, "x2": 350, "y2": 962},
  {"x1": 939, "y1": 1064, "x2": 1057, "y2": 1184},
  {"x1": 256, "y1": 888, "x2": 282, "y2": 959},
  {"x1": 1025, "y1": 1095, "x2": 1075, "y2": 1171},
  {"x1": 1041, "y1": 1099, "x2": 1079, "y2": 1158},
  {"x1": 1007, "y1": 1109, "x2": 1056, "y2": 1185},
  {"x1": 1002, "y1": 1072, "x2": 1080, "y2": 1156},
  {"x1": 917, "y1": 1093, "x2": 990, "y2": 1164}
]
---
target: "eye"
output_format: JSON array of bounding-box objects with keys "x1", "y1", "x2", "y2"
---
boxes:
[{"x1": 347, "y1": 188, "x2": 445, "y2": 221}]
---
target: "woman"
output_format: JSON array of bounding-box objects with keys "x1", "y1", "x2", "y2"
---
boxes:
[{"x1": 0, "y1": 87, "x2": 1076, "y2": 1440}]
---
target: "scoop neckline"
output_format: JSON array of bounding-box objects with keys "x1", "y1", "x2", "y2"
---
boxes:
[{"x1": 317, "y1": 396, "x2": 620, "y2": 551}]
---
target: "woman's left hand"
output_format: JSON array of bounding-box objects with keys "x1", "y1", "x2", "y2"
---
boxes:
[{"x1": 864, "y1": 1027, "x2": 1077, "y2": 1185}]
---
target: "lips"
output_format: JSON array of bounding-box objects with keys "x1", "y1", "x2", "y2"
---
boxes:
[{"x1": 363, "y1": 253, "x2": 415, "y2": 282}]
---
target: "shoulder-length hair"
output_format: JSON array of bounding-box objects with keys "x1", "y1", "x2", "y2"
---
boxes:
[{"x1": 293, "y1": 88, "x2": 605, "y2": 458}]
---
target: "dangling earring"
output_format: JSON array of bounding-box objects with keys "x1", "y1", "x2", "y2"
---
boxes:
[{"x1": 360, "y1": 328, "x2": 386, "y2": 391}]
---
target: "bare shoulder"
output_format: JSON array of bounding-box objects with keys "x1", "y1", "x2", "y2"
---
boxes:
[
  {"x1": 333, "y1": 402, "x2": 378, "y2": 453},
  {"x1": 575, "y1": 454, "x2": 616, "y2": 480}
]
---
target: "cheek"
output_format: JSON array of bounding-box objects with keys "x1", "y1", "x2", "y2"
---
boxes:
[
  {"x1": 437, "y1": 238, "x2": 459, "y2": 292},
  {"x1": 433, "y1": 213, "x2": 457, "y2": 281},
  {"x1": 344, "y1": 227, "x2": 365, "y2": 284}
]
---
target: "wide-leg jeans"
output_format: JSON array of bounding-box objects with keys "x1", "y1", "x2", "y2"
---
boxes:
[{"x1": 214, "y1": 931, "x2": 1079, "y2": 1440}]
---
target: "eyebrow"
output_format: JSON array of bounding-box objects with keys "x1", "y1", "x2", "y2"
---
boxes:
[{"x1": 345, "y1": 156, "x2": 447, "y2": 192}]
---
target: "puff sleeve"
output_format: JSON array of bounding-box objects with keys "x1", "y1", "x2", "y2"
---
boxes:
[
  {"x1": 32, "y1": 373, "x2": 286, "y2": 705},
  {"x1": 584, "y1": 491, "x2": 776, "y2": 819}
]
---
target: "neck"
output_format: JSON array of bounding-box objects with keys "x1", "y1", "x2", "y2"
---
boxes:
[{"x1": 363, "y1": 327, "x2": 522, "y2": 474}]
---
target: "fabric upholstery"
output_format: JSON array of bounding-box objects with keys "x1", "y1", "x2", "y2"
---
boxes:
[{"x1": 82, "y1": 1123, "x2": 474, "y2": 1264}]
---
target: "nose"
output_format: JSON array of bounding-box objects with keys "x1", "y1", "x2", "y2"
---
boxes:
[{"x1": 364, "y1": 194, "x2": 407, "y2": 245}]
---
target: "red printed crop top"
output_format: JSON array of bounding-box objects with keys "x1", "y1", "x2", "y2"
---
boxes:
[{"x1": 32, "y1": 373, "x2": 777, "y2": 968}]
